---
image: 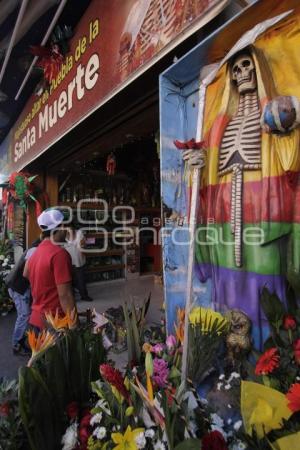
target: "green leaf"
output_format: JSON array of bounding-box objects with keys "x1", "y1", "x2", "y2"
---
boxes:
[
  {"x1": 174, "y1": 439, "x2": 202, "y2": 449},
  {"x1": 145, "y1": 351, "x2": 153, "y2": 376},
  {"x1": 123, "y1": 301, "x2": 135, "y2": 364},
  {"x1": 18, "y1": 366, "x2": 62, "y2": 450},
  {"x1": 286, "y1": 284, "x2": 298, "y2": 315},
  {"x1": 260, "y1": 287, "x2": 285, "y2": 325},
  {"x1": 131, "y1": 302, "x2": 142, "y2": 362},
  {"x1": 125, "y1": 406, "x2": 134, "y2": 416},
  {"x1": 169, "y1": 366, "x2": 181, "y2": 379}
]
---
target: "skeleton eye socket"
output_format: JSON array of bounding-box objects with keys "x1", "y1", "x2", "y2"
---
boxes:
[
  {"x1": 242, "y1": 60, "x2": 251, "y2": 67},
  {"x1": 233, "y1": 65, "x2": 239, "y2": 73}
]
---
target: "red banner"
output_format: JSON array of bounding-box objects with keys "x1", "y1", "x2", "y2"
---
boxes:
[{"x1": 8, "y1": 0, "x2": 228, "y2": 173}]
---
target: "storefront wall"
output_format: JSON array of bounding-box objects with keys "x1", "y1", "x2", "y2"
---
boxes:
[{"x1": 3, "y1": 0, "x2": 230, "y2": 178}]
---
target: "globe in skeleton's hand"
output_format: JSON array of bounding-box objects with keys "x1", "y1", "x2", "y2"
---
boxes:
[{"x1": 261, "y1": 95, "x2": 300, "y2": 134}]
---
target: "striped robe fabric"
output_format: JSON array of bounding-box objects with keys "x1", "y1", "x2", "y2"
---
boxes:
[{"x1": 194, "y1": 18, "x2": 300, "y2": 347}]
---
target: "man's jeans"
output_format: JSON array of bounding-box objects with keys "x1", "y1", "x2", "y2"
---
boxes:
[
  {"x1": 72, "y1": 266, "x2": 89, "y2": 300},
  {"x1": 8, "y1": 288, "x2": 30, "y2": 346}
]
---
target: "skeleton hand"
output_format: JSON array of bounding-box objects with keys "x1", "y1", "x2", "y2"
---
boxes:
[{"x1": 182, "y1": 149, "x2": 206, "y2": 169}]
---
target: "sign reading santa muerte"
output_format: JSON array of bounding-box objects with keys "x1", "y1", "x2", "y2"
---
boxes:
[{"x1": 3, "y1": 0, "x2": 228, "y2": 177}]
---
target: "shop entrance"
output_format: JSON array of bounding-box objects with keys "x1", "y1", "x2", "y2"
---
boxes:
[{"x1": 57, "y1": 133, "x2": 162, "y2": 284}]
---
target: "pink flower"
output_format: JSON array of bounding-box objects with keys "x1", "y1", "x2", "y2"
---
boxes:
[
  {"x1": 166, "y1": 335, "x2": 176, "y2": 351},
  {"x1": 152, "y1": 343, "x2": 165, "y2": 356},
  {"x1": 152, "y1": 358, "x2": 169, "y2": 388}
]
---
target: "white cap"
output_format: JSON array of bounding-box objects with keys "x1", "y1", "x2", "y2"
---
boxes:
[{"x1": 37, "y1": 209, "x2": 64, "y2": 231}]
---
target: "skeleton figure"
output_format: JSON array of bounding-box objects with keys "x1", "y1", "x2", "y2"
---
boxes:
[
  {"x1": 184, "y1": 52, "x2": 262, "y2": 267},
  {"x1": 182, "y1": 39, "x2": 300, "y2": 348},
  {"x1": 219, "y1": 52, "x2": 262, "y2": 266}
]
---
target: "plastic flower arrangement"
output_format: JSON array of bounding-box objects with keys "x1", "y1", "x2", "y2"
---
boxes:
[
  {"x1": 78, "y1": 324, "x2": 212, "y2": 450},
  {"x1": 16, "y1": 288, "x2": 300, "y2": 449}
]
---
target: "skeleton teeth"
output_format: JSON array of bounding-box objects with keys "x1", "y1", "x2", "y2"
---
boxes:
[{"x1": 237, "y1": 77, "x2": 251, "y2": 86}]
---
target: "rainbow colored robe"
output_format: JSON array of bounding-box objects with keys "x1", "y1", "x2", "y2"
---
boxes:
[{"x1": 195, "y1": 16, "x2": 300, "y2": 346}]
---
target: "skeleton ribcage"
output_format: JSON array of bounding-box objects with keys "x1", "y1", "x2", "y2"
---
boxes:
[{"x1": 219, "y1": 109, "x2": 261, "y2": 170}]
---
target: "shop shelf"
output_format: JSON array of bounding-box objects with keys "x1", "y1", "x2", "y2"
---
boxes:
[
  {"x1": 86, "y1": 264, "x2": 125, "y2": 273},
  {"x1": 84, "y1": 249, "x2": 124, "y2": 256},
  {"x1": 57, "y1": 202, "x2": 161, "y2": 213},
  {"x1": 85, "y1": 231, "x2": 131, "y2": 238}
]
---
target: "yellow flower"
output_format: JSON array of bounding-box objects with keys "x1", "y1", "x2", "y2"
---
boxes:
[
  {"x1": 142, "y1": 343, "x2": 153, "y2": 353},
  {"x1": 189, "y1": 307, "x2": 228, "y2": 333},
  {"x1": 249, "y1": 398, "x2": 273, "y2": 426},
  {"x1": 125, "y1": 406, "x2": 134, "y2": 417},
  {"x1": 45, "y1": 308, "x2": 77, "y2": 331},
  {"x1": 131, "y1": 378, "x2": 165, "y2": 429},
  {"x1": 111, "y1": 425, "x2": 144, "y2": 450},
  {"x1": 271, "y1": 431, "x2": 300, "y2": 449},
  {"x1": 27, "y1": 329, "x2": 56, "y2": 366},
  {"x1": 146, "y1": 374, "x2": 154, "y2": 402},
  {"x1": 241, "y1": 381, "x2": 292, "y2": 439},
  {"x1": 174, "y1": 308, "x2": 185, "y2": 344}
]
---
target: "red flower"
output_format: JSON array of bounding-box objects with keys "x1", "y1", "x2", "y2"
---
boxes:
[
  {"x1": 283, "y1": 315, "x2": 297, "y2": 330},
  {"x1": 293, "y1": 339, "x2": 300, "y2": 365},
  {"x1": 66, "y1": 401, "x2": 79, "y2": 419},
  {"x1": 78, "y1": 425, "x2": 90, "y2": 446},
  {"x1": 0, "y1": 402, "x2": 10, "y2": 417},
  {"x1": 202, "y1": 430, "x2": 228, "y2": 450},
  {"x1": 286, "y1": 383, "x2": 300, "y2": 412},
  {"x1": 166, "y1": 386, "x2": 177, "y2": 406},
  {"x1": 100, "y1": 363, "x2": 130, "y2": 401},
  {"x1": 79, "y1": 412, "x2": 92, "y2": 448},
  {"x1": 255, "y1": 347, "x2": 280, "y2": 376},
  {"x1": 80, "y1": 413, "x2": 91, "y2": 428}
]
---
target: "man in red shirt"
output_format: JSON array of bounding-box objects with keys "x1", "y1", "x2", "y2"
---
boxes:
[{"x1": 24, "y1": 209, "x2": 76, "y2": 330}]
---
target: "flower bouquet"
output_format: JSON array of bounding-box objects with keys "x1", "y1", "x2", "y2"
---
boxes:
[{"x1": 18, "y1": 309, "x2": 106, "y2": 450}]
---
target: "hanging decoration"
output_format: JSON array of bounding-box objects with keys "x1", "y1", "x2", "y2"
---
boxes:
[
  {"x1": 31, "y1": 24, "x2": 72, "y2": 86},
  {"x1": 8, "y1": 172, "x2": 39, "y2": 208},
  {"x1": 2, "y1": 172, "x2": 46, "y2": 235},
  {"x1": 106, "y1": 152, "x2": 116, "y2": 176},
  {"x1": 30, "y1": 43, "x2": 64, "y2": 85}
]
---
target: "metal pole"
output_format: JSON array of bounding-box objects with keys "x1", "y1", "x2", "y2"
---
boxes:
[
  {"x1": 15, "y1": 0, "x2": 68, "y2": 100},
  {"x1": 0, "y1": 0, "x2": 29, "y2": 85},
  {"x1": 180, "y1": 166, "x2": 201, "y2": 382},
  {"x1": 181, "y1": 82, "x2": 207, "y2": 383}
]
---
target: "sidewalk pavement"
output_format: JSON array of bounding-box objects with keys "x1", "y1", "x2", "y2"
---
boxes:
[{"x1": 0, "y1": 275, "x2": 164, "y2": 380}]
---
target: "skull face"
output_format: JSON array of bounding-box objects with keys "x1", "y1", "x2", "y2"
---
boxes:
[{"x1": 231, "y1": 53, "x2": 256, "y2": 94}]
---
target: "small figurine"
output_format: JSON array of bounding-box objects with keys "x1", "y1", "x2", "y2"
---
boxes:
[
  {"x1": 106, "y1": 152, "x2": 116, "y2": 176},
  {"x1": 226, "y1": 310, "x2": 252, "y2": 365}
]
